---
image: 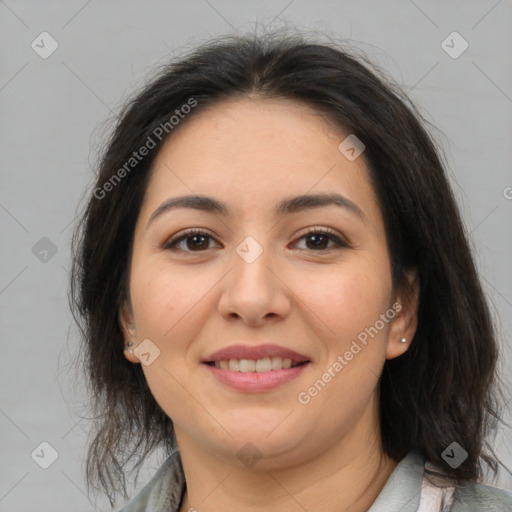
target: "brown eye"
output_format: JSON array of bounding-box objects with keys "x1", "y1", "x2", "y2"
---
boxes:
[
  {"x1": 163, "y1": 230, "x2": 221, "y2": 252},
  {"x1": 293, "y1": 228, "x2": 348, "y2": 251},
  {"x1": 304, "y1": 233, "x2": 330, "y2": 250}
]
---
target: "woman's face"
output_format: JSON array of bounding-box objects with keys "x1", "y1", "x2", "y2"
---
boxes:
[{"x1": 121, "y1": 98, "x2": 416, "y2": 467}]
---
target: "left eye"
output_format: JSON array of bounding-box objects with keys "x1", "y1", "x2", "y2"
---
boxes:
[
  {"x1": 163, "y1": 228, "x2": 347, "y2": 253},
  {"x1": 293, "y1": 228, "x2": 347, "y2": 251}
]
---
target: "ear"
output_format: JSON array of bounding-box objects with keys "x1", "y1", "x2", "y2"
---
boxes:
[
  {"x1": 386, "y1": 270, "x2": 419, "y2": 360},
  {"x1": 119, "y1": 301, "x2": 140, "y2": 364}
]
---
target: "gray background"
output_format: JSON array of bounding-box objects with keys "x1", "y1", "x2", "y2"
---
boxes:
[{"x1": 1, "y1": 1, "x2": 511, "y2": 510}]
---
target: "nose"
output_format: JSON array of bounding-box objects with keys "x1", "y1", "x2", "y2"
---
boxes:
[{"x1": 217, "y1": 243, "x2": 291, "y2": 326}]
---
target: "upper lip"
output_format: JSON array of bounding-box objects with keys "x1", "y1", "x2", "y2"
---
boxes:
[{"x1": 203, "y1": 344, "x2": 310, "y2": 363}]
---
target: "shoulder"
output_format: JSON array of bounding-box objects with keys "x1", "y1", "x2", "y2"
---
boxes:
[
  {"x1": 423, "y1": 459, "x2": 512, "y2": 512},
  {"x1": 117, "y1": 449, "x2": 186, "y2": 512},
  {"x1": 375, "y1": 451, "x2": 512, "y2": 512},
  {"x1": 450, "y1": 480, "x2": 512, "y2": 511}
]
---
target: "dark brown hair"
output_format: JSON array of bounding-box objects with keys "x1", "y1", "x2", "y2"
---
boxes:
[{"x1": 70, "y1": 31, "x2": 506, "y2": 506}]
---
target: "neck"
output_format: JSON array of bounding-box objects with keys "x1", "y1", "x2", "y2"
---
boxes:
[{"x1": 177, "y1": 401, "x2": 398, "y2": 511}]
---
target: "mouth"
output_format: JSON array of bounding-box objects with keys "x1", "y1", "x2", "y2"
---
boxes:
[
  {"x1": 201, "y1": 344, "x2": 311, "y2": 391},
  {"x1": 202, "y1": 344, "x2": 311, "y2": 372},
  {"x1": 204, "y1": 357, "x2": 310, "y2": 372}
]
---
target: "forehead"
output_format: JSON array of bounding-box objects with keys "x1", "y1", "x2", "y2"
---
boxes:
[
  {"x1": 140, "y1": 97, "x2": 380, "y2": 223},
  {"x1": 156, "y1": 97, "x2": 347, "y2": 166}
]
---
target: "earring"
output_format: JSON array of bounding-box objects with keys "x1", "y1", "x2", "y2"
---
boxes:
[
  {"x1": 400, "y1": 337, "x2": 407, "y2": 344},
  {"x1": 125, "y1": 341, "x2": 134, "y2": 354}
]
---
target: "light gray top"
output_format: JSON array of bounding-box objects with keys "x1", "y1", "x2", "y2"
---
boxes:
[{"x1": 119, "y1": 449, "x2": 512, "y2": 511}]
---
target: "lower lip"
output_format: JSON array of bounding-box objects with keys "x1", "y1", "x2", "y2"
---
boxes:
[{"x1": 203, "y1": 363, "x2": 310, "y2": 392}]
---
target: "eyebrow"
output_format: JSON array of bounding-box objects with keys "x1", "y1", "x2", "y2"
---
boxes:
[{"x1": 147, "y1": 192, "x2": 365, "y2": 228}]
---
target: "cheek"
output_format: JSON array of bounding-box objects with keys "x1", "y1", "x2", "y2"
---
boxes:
[
  {"x1": 129, "y1": 259, "x2": 207, "y2": 335},
  {"x1": 293, "y1": 263, "x2": 392, "y2": 430},
  {"x1": 128, "y1": 263, "x2": 202, "y2": 408},
  {"x1": 296, "y1": 260, "x2": 392, "y2": 343}
]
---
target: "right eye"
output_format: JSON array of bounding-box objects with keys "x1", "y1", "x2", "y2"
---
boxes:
[{"x1": 162, "y1": 229, "x2": 222, "y2": 253}]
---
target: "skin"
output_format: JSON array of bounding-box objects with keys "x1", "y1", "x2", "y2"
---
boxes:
[{"x1": 120, "y1": 97, "x2": 419, "y2": 511}]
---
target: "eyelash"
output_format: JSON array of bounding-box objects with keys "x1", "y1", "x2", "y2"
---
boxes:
[{"x1": 162, "y1": 227, "x2": 348, "y2": 253}]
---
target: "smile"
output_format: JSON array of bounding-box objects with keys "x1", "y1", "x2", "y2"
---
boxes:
[
  {"x1": 202, "y1": 344, "x2": 311, "y2": 391},
  {"x1": 205, "y1": 357, "x2": 308, "y2": 372},
  {"x1": 203, "y1": 360, "x2": 311, "y2": 392}
]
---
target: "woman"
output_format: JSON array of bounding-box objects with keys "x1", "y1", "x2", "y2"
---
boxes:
[{"x1": 70, "y1": 32, "x2": 512, "y2": 511}]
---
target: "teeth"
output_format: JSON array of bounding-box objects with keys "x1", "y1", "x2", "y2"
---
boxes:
[
  {"x1": 256, "y1": 357, "x2": 271, "y2": 372},
  {"x1": 239, "y1": 359, "x2": 256, "y2": 372},
  {"x1": 271, "y1": 356, "x2": 282, "y2": 370},
  {"x1": 213, "y1": 357, "x2": 297, "y2": 372}
]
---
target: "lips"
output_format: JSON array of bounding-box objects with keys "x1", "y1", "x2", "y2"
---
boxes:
[
  {"x1": 203, "y1": 344, "x2": 310, "y2": 365},
  {"x1": 202, "y1": 344, "x2": 311, "y2": 392}
]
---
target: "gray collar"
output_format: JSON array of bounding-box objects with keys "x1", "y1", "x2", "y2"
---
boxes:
[{"x1": 367, "y1": 451, "x2": 425, "y2": 512}]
